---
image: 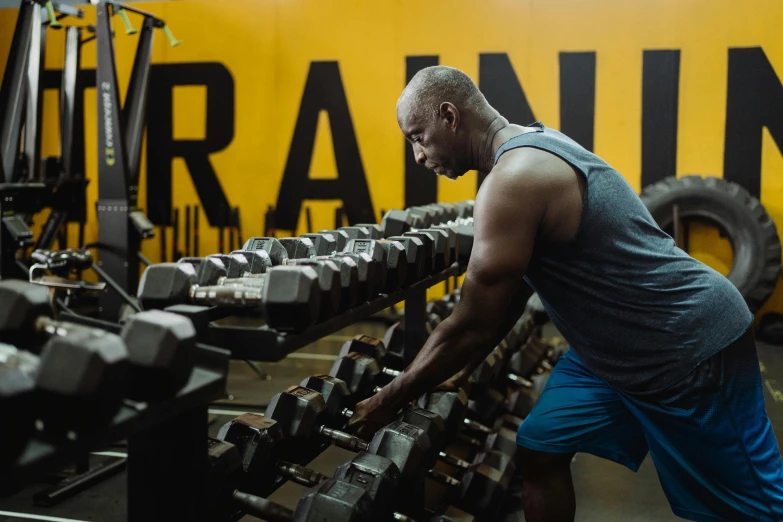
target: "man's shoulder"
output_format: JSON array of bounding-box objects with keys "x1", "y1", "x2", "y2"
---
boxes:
[{"x1": 488, "y1": 146, "x2": 573, "y2": 196}]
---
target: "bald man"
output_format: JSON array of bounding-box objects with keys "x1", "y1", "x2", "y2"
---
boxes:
[{"x1": 347, "y1": 66, "x2": 783, "y2": 522}]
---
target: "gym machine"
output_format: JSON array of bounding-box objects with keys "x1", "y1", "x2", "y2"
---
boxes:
[
  {"x1": 0, "y1": 1, "x2": 85, "y2": 280},
  {"x1": 37, "y1": 21, "x2": 93, "y2": 251},
  {"x1": 93, "y1": 0, "x2": 179, "y2": 319}
]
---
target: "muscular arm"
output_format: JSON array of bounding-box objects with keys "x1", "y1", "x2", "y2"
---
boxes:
[{"x1": 369, "y1": 165, "x2": 548, "y2": 413}]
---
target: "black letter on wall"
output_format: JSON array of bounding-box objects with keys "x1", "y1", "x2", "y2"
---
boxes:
[
  {"x1": 559, "y1": 52, "x2": 596, "y2": 152},
  {"x1": 641, "y1": 50, "x2": 681, "y2": 188},
  {"x1": 405, "y1": 56, "x2": 439, "y2": 208},
  {"x1": 275, "y1": 61, "x2": 374, "y2": 229},
  {"x1": 146, "y1": 62, "x2": 234, "y2": 226},
  {"x1": 724, "y1": 47, "x2": 783, "y2": 198},
  {"x1": 479, "y1": 53, "x2": 537, "y2": 188}
]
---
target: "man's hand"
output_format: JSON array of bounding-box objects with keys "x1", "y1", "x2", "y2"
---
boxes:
[{"x1": 346, "y1": 396, "x2": 398, "y2": 440}]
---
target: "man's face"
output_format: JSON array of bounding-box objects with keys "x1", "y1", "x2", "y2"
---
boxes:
[{"x1": 397, "y1": 100, "x2": 470, "y2": 180}]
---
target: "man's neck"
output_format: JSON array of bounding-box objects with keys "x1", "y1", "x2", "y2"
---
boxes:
[{"x1": 472, "y1": 115, "x2": 509, "y2": 174}]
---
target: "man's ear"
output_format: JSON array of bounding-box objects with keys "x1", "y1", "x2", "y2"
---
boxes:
[{"x1": 439, "y1": 102, "x2": 460, "y2": 131}]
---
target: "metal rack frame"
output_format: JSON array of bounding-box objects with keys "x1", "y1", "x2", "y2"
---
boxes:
[{"x1": 183, "y1": 262, "x2": 463, "y2": 363}]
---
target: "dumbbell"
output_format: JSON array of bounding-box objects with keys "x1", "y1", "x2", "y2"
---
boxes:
[
  {"x1": 0, "y1": 330, "x2": 128, "y2": 440},
  {"x1": 207, "y1": 437, "x2": 295, "y2": 522},
  {"x1": 232, "y1": 237, "x2": 342, "y2": 320},
  {"x1": 179, "y1": 253, "x2": 250, "y2": 280},
  {"x1": 184, "y1": 248, "x2": 340, "y2": 321},
  {"x1": 119, "y1": 311, "x2": 197, "y2": 401},
  {"x1": 265, "y1": 389, "x2": 425, "y2": 481},
  {"x1": 216, "y1": 414, "x2": 335, "y2": 494},
  {"x1": 382, "y1": 319, "x2": 440, "y2": 367},
  {"x1": 300, "y1": 232, "x2": 338, "y2": 256},
  {"x1": 266, "y1": 384, "x2": 506, "y2": 492},
  {"x1": 508, "y1": 335, "x2": 555, "y2": 379},
  {"x1": 381, "y1": 209, "x2": 421, "y2": 237},
  {"x1": 236, "y1": 236, "x2": 359, "y2": 313},
  {"x1": 354, "y1": 224, "x2": 384, "y2": 239},
  {"x1": 317, "y1": 251, "x2": 378, "y2": 304},
  {"x1": 210, "y1": 437, "x2": 399, "y2": 522},
  {"x1": 342, "y1": 239, "x2": 389, "y2": 294},
  {"x1": 220, "y1": 415, "x2": 415, "y2": 521},
  {"x1": 137, "y1": 263, "x2": 320, "y2": 333},
  {"x1": 338, "y1": 225, "x2": 372, "y2": 243},
  {"x1": 0, "y1": 281, "x2": 196, "y2": 400},
  {"x1": 323, "y1": 416, "x2": 510, "y2": 519},
  {"x1": 295, "y1": 373, "x2": 516, "y2": 515},
  {"x1": 0, "y1": 343, "x2": 39, "y2": 469},
  {"x1": 402, "y1": 231, "x2": 435, "y2": 277},
  {"x1": 419, "y1": 389, "x2": 517, "y2": 458},
  {"x1": 318, "y1": 229, "x2": 351, "y2": 251},
  {"x1": 345, "y1": 239, "x2": 409, "y2": 292},
  {"x1": 326, "y1": 352, "x2": 503, "y2": 456},
  {"x1": 405, "y1": 229, "x2": 450, "y2": 272},
  {"x1": 279, "y1": 237, "x2": 317, "y2": 259},
  {"x1": 241, "y1": 236, "x2": 290, "y2": 265},
  {"x1": 220, "y1": 257, "x2": 340, "y2": 322},
  {"x1": 343, "y1": 332, "x2": 513, "y2": 444},
  {"x1": 337, "y1": 334, "x2": 407, "y2": 372},
  {"x1": 299, "y1": 374, "x2": 475, "y2": 472},
  {"x1": 328, "y1": 352, "x2": 401, "y2": 405},
  {"x1": 336, "y1": 452, "x2": 475, "y2": 522},
  {"x1": 385, "y1": 236, "x2": 425, "y2": 285}
]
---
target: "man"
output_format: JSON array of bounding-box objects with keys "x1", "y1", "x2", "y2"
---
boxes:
[{"x1": 347, "y1": 66, "x2": 783, "y2": 521}]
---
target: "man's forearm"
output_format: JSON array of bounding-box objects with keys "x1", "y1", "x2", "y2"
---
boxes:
[{"x1": 371, "y1": 316, "x2": 493, "y2": 411}]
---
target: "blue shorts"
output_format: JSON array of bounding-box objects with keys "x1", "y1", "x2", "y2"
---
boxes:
[{"x1": 516, "y1": 328, "x2": 783, "y2": 522}]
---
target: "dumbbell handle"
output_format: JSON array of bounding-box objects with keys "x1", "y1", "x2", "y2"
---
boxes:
[
  {"x1": 232, "y1": 490, "x2": 294, "y2": 522},
  {"x1": 369, "y1": 387, "x2": 495, "y2": 436},
  {"x1": 439, "y1": 451, "x2": 471, "y2": 470},
  {"x1": 508, "y1": 373, "x2": 533, "y2": 388},
  {"x1": 190, "y1": 285, "x2": 263, "y2": 307},
  {"x1": 34, "y1": 316, "x2": 95, "y2": 337},
  {"x1": 337, "y1": 407, "x2": 471, "y2": 470},
  {"x1": 382, "y1": 367, "x2": 401, "y2": 378},
  {"x1": 457, "y1": 432, "x2": 486, "y2": 449},
  {"x1": 318, "y1": 426, "x2": 370, "y2": 452},
  {"x1": 427, "y1": 468, "x2": 461, "y2": 488},
  {"x1": 217, "y1": 274, "x2": 266, "y2": 287},
  {"x1": 463, "y1": 417, "x2": 494, "y2": 434},
  {"x1": 277, "y1": 461, "x2": 329, "y2": 487}
]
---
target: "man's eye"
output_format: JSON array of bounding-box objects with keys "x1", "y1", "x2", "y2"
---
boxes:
[{"x1": 412, "y1": 136, "x2": 420, "y2": 143}]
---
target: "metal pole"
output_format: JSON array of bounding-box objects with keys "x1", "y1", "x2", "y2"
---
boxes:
[
  {"x1": 0, "y1": 0, "x2": 35, "y2": 181},
  {"x1": 23, "y1": 5, "x2": 46, "y2": 182}
]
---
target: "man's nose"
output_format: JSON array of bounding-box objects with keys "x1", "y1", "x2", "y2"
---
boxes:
[{"x1": 415, "y1": 148, "x2": 426, "y2": 165}]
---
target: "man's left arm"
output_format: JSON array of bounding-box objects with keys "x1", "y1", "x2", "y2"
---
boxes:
[{"x1": 349, "y1": 167, "x2": 547, "y2": 435}]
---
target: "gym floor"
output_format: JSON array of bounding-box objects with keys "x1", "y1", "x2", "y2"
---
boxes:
[{"x1": 1, "y1": 321, "x2": 782, "y2": 522}]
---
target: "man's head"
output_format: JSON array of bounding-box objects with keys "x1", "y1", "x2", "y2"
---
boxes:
[{"x1": 397, "y1": 66, "x2": 490, "y2": 180}]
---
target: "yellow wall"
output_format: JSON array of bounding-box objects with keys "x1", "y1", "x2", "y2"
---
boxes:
[{"x1": 0, "y1": 0, "x2": 782, "y2": 310}]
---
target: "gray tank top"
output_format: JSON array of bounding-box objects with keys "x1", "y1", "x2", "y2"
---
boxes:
[{"x1": 494, "y1": 123, "x2": 753, "y2": 393}]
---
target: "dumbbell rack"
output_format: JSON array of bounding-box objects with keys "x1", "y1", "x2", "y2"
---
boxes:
[
  {"x1": 192, "y1": 262, "x2": 463, "y2": 362},
  {"x1": 3, "y1": 341, "x2": 230, "y2": 522},
  {"x1": 200, "y1": 262, "x2": 464, "y2": 513}
]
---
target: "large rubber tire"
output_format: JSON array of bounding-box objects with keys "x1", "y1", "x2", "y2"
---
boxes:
[{"x1": 640, "y1": 175, "x2": 781, "y2": 313}]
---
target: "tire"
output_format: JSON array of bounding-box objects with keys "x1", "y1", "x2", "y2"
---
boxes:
[{"x1": 640, "y1": 175, "x2": 781, "y2": 313}]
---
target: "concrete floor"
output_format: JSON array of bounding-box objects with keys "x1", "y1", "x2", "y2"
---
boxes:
[{"x1": 1, "y1": 320, "x2": 782, "y2": 522}]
